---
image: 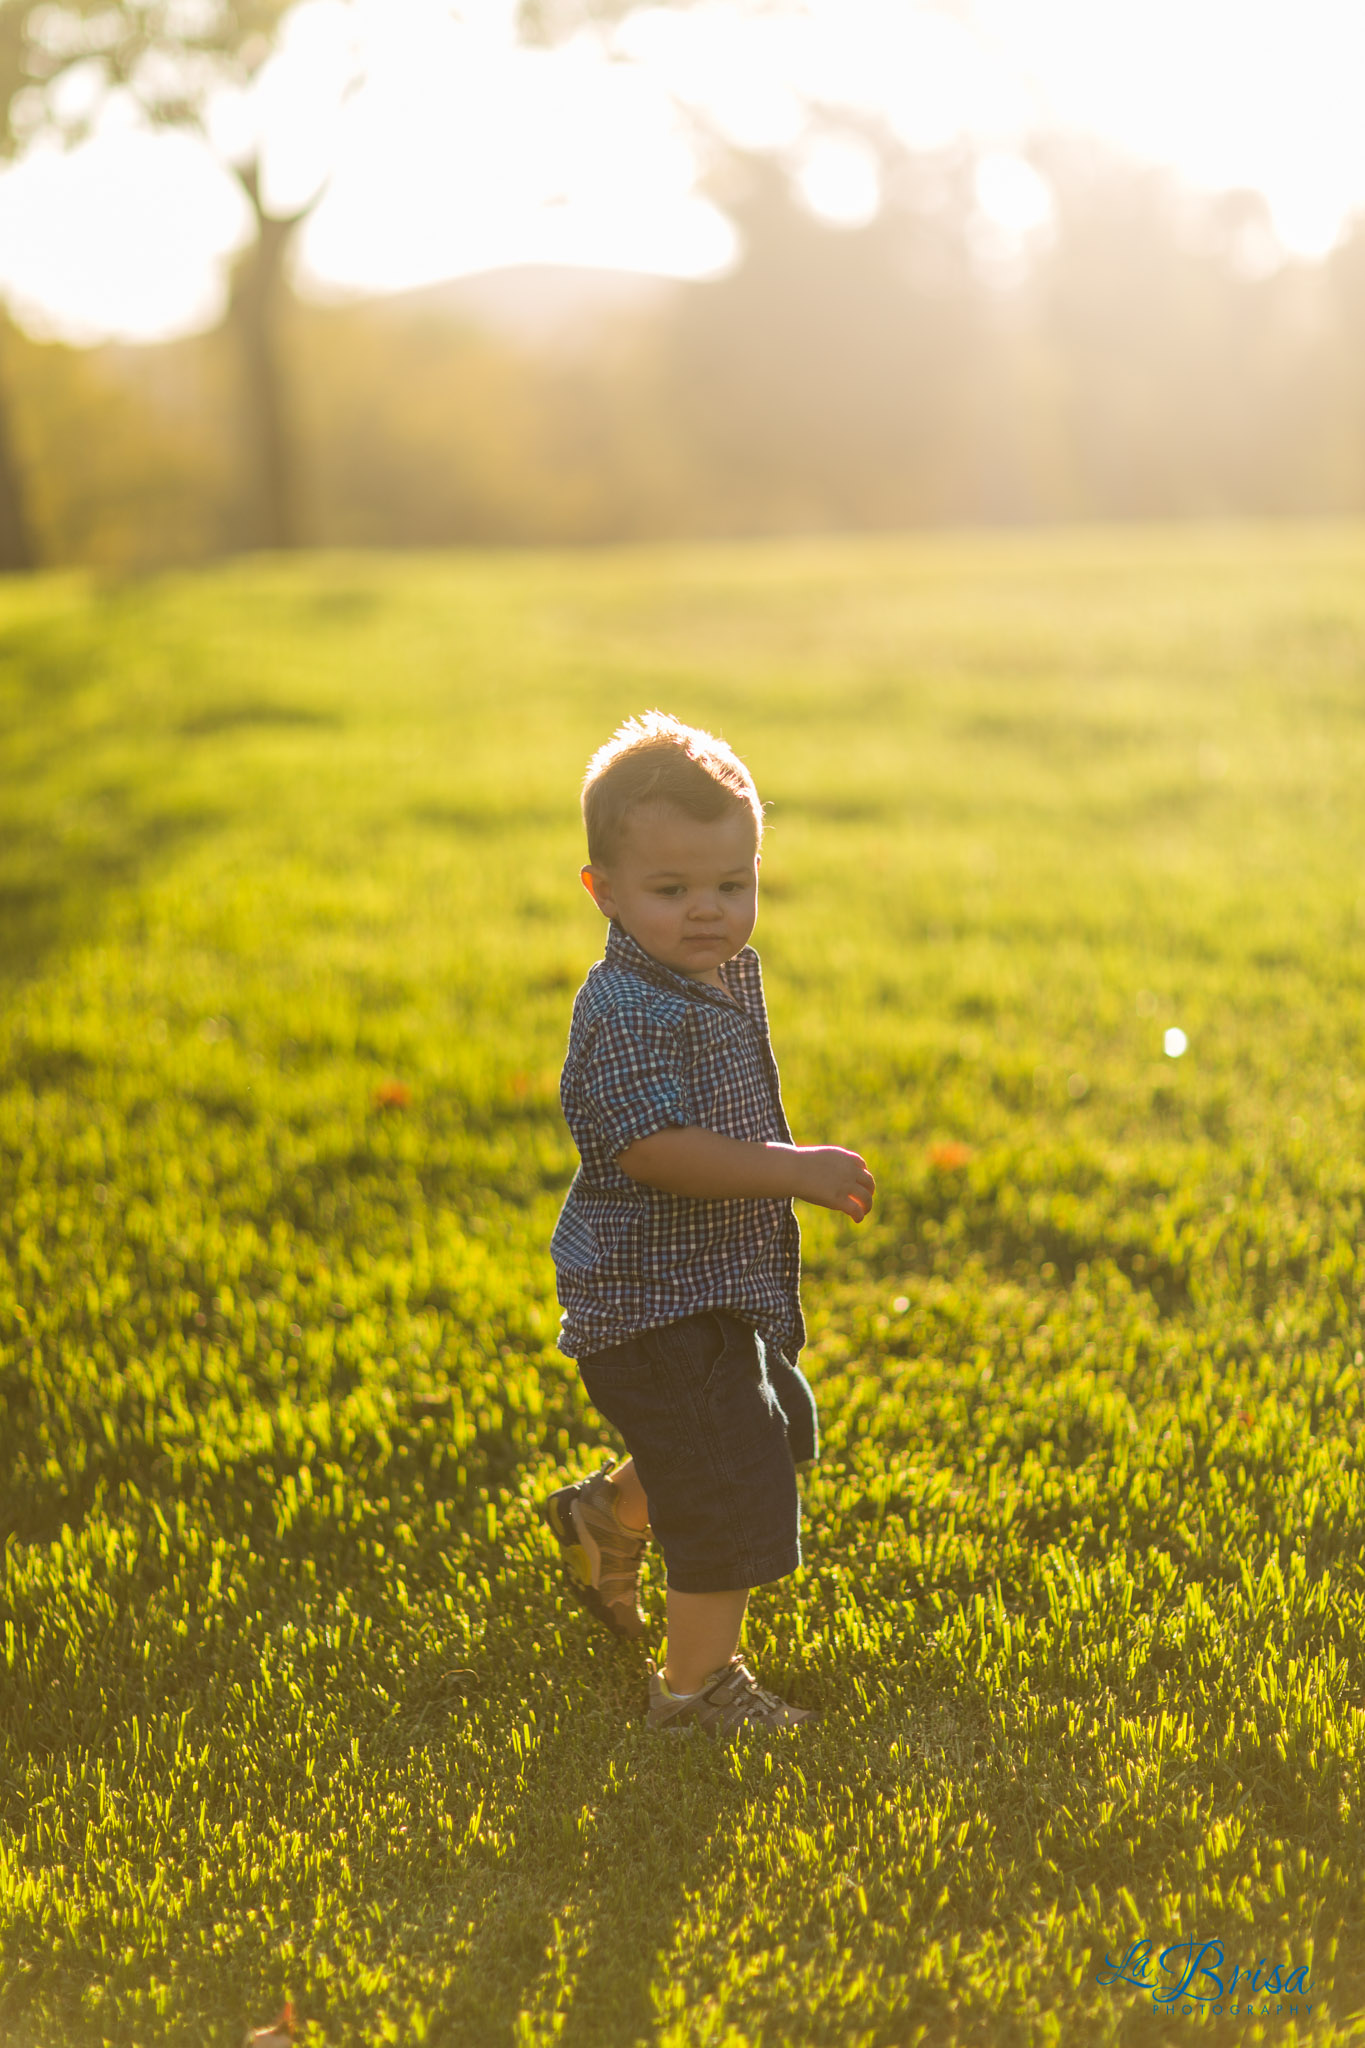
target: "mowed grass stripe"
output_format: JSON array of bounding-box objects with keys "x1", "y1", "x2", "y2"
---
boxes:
[{"x1": 1, "y1": 528, "x2": 1363, "y2": 2045}]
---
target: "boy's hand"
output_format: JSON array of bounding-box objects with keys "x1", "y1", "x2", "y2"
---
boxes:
[{"x1": 793, "y1": 1146, "x2": 876, "y2": 1222}]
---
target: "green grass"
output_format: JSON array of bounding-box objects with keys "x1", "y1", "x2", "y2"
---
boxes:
[{"x1": 2, "y1": 526, "x2": 1365, "y2": 2046}]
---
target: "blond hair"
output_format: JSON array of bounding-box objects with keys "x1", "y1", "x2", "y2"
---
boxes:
[{"x1": 581, "y1": 711, "x2": 763, "y2": 866}]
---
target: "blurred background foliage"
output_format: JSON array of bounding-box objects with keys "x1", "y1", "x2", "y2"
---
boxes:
[{"x1": 8, "y1": 123, "x2": 1365, "y2": 571}]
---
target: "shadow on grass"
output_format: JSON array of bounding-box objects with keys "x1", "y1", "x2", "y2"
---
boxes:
[
  {"x1": 0, "y1": 1360, "x2": 597, "y2": 1548},
  {"x1": 417, "y1": 1703, "x2": 741, "y2": 2048},
  {"x1": 0, "y1": 799, "x2": 220, "y2": 984},
  {"x1": 0, "y1": 604, "x2": 222, "y2": 986},
  {"x1": 834, "y1": 1189, "x2": 1195, "y2": 1317}
]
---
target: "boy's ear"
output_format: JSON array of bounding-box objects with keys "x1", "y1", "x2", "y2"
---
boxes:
[{"x1": 581, "y1": 864, "x2": 615, "y2": 918}]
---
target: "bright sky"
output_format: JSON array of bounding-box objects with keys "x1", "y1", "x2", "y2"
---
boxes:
[{"x1": 3, "y1": 0, "x2": 1364, "y2": 344}]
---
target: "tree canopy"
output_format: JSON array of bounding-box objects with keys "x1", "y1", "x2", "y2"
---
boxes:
[
  {"x1": 0, "y1": 1, "x2": 295, "y2": 154},
  {"x1": 0, "y1": 0, "x2": 728, "y2": 557}
]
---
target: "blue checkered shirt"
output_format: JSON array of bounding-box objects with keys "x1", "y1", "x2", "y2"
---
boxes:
[{"x1": 551, "y1": 921, "x2": 804, "y2": 1363}]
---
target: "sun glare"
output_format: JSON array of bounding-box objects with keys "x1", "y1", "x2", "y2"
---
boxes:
[
  {"x1": 1, "y1": 0, "x2": 1364, "y2": 340},
  {"x1": 796, "y1": 137, "x2": 882, "y2": 229},
  {"x1": 974, "y1": 154, "x2": 1053, "y2": 238}
]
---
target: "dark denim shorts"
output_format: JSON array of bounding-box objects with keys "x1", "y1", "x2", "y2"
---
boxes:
[{"x1": 577, "y1": 1310, "x2": 819, "y2": 1595}]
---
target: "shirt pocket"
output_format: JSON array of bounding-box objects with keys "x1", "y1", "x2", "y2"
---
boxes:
[{"x1": 694, "y1": 1028, "x2": 777, "y2": 1139}]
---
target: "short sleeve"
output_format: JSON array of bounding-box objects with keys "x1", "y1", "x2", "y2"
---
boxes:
[{"x1": 579, "y1": 1006, "x2": 689, "y2": 1160}]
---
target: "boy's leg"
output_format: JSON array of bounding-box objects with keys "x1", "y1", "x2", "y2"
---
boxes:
[
  {"x1": 606, "y1": 1456, "x2": 650, "y2": 1532},
  {"x1": 663, "y1": 1586, "x2": 749, "y2": 1695},
  {"x1": 651, "y1": 1584, "x2": 812, "y2": 1734}
]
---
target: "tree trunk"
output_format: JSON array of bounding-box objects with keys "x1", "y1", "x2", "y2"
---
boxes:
[
  {"x1": 229, "y1": 162, "x2": 310, "y2": 550},
  {"x1": 0, "y1": 327, "x2": 35, "y2": 570}
]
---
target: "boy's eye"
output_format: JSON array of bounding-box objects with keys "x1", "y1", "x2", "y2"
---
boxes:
[
  {"x1": 654, "y1": 885, "x2": 685, "y2": 897},
  {"x1": 720, "y1": 881, "x2": 747, "y2": 894}
]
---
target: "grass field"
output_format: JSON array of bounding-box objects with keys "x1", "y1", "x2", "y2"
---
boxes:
[{"x1": 2, "y1": 526, "x2": 1364, "y2": 2047}]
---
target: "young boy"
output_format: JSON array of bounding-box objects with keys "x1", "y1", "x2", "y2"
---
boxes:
[{"x1": 541, "y1": 712, "x2": 875, "y2": 1738}]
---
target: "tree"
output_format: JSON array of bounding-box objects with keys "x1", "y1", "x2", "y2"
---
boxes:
[
  {"x1": 1026, "y1": 138, "x2": 1313, "y2": 516},
  {"x1": 1327, "y1": 214, "x2": 1365, "y2": 506},
  {"x1": 0, "y1": 1, "x2": 339, "y2": 553},
  {"x1": 660, "y1": 132, "x2": 987, "y2": 531},
  {"x1": 0, "y1": 0, "x2": 723, "y2": 560},
  {"x1": 0, "y1": 312, "x2": 32, "y2": 567}
]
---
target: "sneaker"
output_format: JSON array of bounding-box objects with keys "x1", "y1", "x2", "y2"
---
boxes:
[
  {"x1": 647, "y1": 1656, "x2": 815, "y2": 1739},
  {"x1": 541, "y1": 1464, "x2": 649, "y2": 1641}
]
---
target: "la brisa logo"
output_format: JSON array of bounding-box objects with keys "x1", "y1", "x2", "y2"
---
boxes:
[{"x1": 1097, "y1": 1936, "x2": 1313, "y2": 2016}]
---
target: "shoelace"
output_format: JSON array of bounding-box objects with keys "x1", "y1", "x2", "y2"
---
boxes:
[
  {"x1": 740, "y1": 1680, "x2": 787, "y2": 1718},
  {"x1": 711, "y1": 1662, "x2": 787, "y2": 1722}
]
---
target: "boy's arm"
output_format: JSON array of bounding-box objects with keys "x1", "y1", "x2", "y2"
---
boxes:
[{"x1": 618, "y1": 1127, "x2": 875, "y2": 1221}]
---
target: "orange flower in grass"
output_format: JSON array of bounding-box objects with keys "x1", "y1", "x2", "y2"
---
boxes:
[
  {"x1": 242, "y1": 2003, "x2": 293, "y2": 2048},
  {"x1": 928, "y1": 1140, "x2": 973, "y2": 1170},
  {"x1": 373, "y1": 1079, "x2": 412, "y2": 1110}
]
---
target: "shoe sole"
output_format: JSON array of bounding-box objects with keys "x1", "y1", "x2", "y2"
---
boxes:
[
  {"x1": 540, "y1": 1486, "x2": 645, "y2": 1641},
  {"x1": 646, "y1": 1709, "x2": 815, "y2": 1739}
]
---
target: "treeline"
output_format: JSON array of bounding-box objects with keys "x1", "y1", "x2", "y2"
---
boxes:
[{"x1": 10, "y1": 133, "x2": 1365, "y2": 568}]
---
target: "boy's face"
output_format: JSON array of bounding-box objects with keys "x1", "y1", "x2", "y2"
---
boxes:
[{"x1": 582, "y1": 802, "x2": 759, "y2": 984}]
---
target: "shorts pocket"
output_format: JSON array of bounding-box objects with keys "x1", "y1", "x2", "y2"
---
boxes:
[
  {"x1": 683, "y1": 1313, "x2": 786, "y2": 1454},
  {"x1": 579, "y1": 1342, "x2": 699, "y2": 1470}
]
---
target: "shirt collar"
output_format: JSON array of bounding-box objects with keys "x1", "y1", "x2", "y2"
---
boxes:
[{"x1": 604, "y1": 919, "x2": 761, "y2": 1010}]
